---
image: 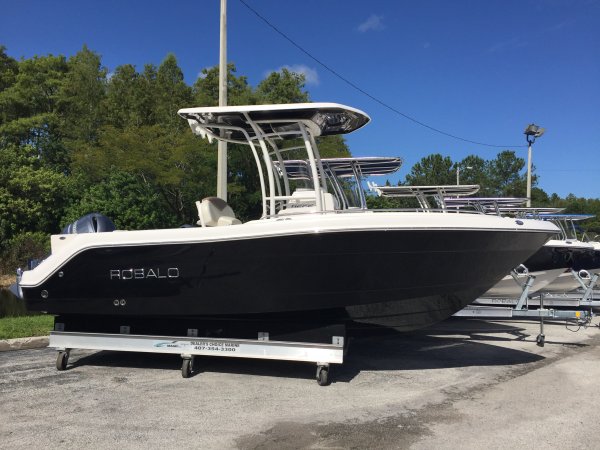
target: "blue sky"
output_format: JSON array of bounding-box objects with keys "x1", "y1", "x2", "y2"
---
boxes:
[{"x1": 2, "y1": 0, "x2": 599, "y2": 197}]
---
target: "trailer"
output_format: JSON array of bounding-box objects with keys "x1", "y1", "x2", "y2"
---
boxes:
[
  {"x1": 454, "y1": 273, "x2": 597, "y2": 346},
  {"x1": 49, "y1": 321, "x2": 345, "y2": 386}
]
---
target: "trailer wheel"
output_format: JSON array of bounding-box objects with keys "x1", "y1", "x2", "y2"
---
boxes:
[
  {"x1": 536, "y1": 334, "x2": 545, "y2": 347},
  {"x1": 56, "y1": 351, "x2": 69, "y2": 371},
  {"x1": 316, "y1": 365, "x2": 330, "y2": 386},
  {"x1": 181, "y1": 358, "x2": 193, "y2": 378}
]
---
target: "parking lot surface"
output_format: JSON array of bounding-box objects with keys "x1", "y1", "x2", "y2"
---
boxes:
[{"x1": 1, "y1": 318, "x2": 599, "y2": 449}]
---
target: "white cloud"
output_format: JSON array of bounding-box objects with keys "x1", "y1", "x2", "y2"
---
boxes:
[
  {"x1": 357, "y1": 14, "x2": 385, "y2": 33},
  {"x1": 284, "y1": 64, "x2": 319, "y2": 85},
  {"x1": 197, "y1": 66, "x2": 212, "y2": 79},
  {"x1": 267, "y1": 64, "x2": 319, "y2": 86}
]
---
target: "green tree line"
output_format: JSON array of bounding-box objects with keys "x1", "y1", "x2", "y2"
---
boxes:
[{"x1": 0, "y1": 45, "x2": 598, "y2": 273}]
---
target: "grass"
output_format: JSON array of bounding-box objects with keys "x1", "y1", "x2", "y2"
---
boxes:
[{"x1": 0, "y1": 315, "x2": 54, "y2": 340}]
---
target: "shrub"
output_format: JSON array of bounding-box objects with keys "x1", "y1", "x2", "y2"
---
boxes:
[{"x1": 0, "y1": 231, "x2": 50, "y2": 274}]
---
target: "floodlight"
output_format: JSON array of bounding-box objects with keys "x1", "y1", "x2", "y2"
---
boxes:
[{"x1": 524, "y1": 124, "x2": 545, "y2": 139}]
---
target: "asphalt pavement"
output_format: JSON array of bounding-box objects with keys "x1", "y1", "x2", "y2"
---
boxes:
[{"x1": 1, "y1": 317, "x2": 599, "y2": 449}]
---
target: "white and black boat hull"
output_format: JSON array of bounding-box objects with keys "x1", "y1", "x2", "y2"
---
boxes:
[{"x1": 16, "y1": 215, "x2": 554, "y2": 332}]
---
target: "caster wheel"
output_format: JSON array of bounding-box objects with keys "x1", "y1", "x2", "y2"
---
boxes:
[
  {"x1": 56, "y1": 351, "x2": 69, "y2": 371},
  {"x1": 181, "y1": 358, "x2": 193, "y2": 378},
  {"x1": 316, "y1": 365, "x2": 330, "y2": 386},
  {"x1": 536, "y1": 334, "x2": 545, "y2": 347}
]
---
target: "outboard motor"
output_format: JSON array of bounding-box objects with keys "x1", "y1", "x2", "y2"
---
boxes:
[{"x1": 61, "y1": 213, "x2": 116, "y2": 234}]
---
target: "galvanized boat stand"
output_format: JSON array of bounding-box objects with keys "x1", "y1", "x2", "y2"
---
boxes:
[
  {"x1": 455, "y1": 273, "x2": 598, "y2": 347},
  {"x1": 538, "y1": 272, "x2": 600, "y2": 311},
  {"x1": 50, "y1": 327, "x2": 344, "y2": 386}
]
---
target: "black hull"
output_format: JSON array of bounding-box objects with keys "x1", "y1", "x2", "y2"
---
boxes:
[
  {"x1": 573, "y1": 249, "x2": 600, "y2": 271},
  {"x1": 54, "y1": 287, "x2": 485, "y2": 335},
  {"x1": 23, "y1": 229, "x2": 550, "y2": 330},
  {"x1": 344, "y1": 286, "x2": 486, "y2": 331},
  {"x1": 523, "y1": 245, "x2": 591, "y2": 272}
]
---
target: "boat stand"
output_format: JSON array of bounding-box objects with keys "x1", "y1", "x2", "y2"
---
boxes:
[
  {"x1": 539, "y1": 272, "x2": 599, "y2": 311},
  {"x1": 470, "y1": 272, "x2": 599, "y2": 310},
  {"x1": 455, "y1": 274, "x2": 594, "y2": 346},
  {"x1": 49, "y1": 329, "x2": 345, "y2": 386}
]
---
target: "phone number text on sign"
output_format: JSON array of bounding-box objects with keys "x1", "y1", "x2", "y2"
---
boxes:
[{"x1": 192, "y1": 340, "x2": 240, "y2": 352}]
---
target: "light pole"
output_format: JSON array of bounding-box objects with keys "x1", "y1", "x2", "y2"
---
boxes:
[
  {"x1": 456, "y1": 166, "x2": 473, "y2": 185},
  {"x1": 524, "y1": 124, "x2": 545, "y2": 207}
]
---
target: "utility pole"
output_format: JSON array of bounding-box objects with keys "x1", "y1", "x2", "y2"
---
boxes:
[
  {"x1": 456, "y1": 166, "x2": 472, "y2": 185},
  {"x1": 217, "y1": 0, "x2": 228, "y2": 200}
]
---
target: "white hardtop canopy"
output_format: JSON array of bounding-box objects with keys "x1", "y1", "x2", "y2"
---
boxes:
[
  {"x1": 178, "y1": 103, "x2": 370, "y2": 144},
  {"x1": 369, "y1": 183, "x2": 480, "y2": 210},
  {"x1": 178, "y1": 103, "x2": 370, "y2": 218}
]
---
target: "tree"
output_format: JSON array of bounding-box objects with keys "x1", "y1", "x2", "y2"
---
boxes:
[
  {"x1": 57, "y1": 45, "x2": 107, "y2": 148},
  {"x1": 531, "y1": 187, "x2": 549, "y2": 205},
  {"x1": 62, "y1": 171, "x2": 176, "y2": 230},
  {"x1": 193, "y1": 63, "x2": 253, "y2": 106},
  {"x1": 487, "y1": 150, "x2": 529, "y2": 197},
  {"x1": 255, "y1": 68, "x2": 309, "y2": 104},
  {"x1": 138, "y1": 64, "x2": 159, "y2": 125},
  {"x1": 0, "y1": 45, "x2": 18, "y2": 93},
  {"x1": 454, "y1": 155, "x2": 490, "y2": 193},
  {"x1": 365, "y1": 193, "x2": 405, "y2": 210},
  {"x1": 155, "y1": 54, "x2": 193, "y2": 128},
  {"x1": 0, "y1": 53, "x2": 69, "y2": 169},
  {"x1": 316, "y1": 135, "x2": 351, "y2": 158},
  {"x1": 0, "y1": 53, "x2": 68, "y2": 122},
  {"x1": 72, "y1": 124, "x2": 213, "y2": 223},
  {"x1": 404, "y1": 154, "x2": 455, "y2": 186},
  {"x1": 104, "y1": 64, "x2": 139, "y2": 127},
  {"x1": 0, "y1": 144, "x2": 74, "y2": 245}
]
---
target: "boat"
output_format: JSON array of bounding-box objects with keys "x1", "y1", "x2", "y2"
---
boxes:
[
  {"x1": 538, "y1": 214, "x2": 600, "y2": 293},
  {"x1": 541, "y1": 214, "x2": 600, "y2": 271},
  {"x1": 10, "y1": 103, "x2": 559, "y2": 334}
]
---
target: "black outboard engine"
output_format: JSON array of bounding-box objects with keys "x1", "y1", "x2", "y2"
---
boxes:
[{"x1": 61, "y1": 213, "x2": 116, "y2": 234}]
